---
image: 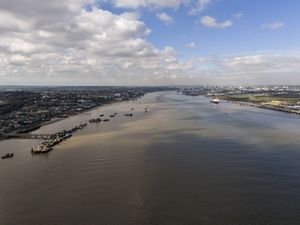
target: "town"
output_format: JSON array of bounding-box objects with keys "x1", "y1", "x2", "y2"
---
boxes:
[{"x1": 0, "y1": 86, "x2": 176, "y2": 137}]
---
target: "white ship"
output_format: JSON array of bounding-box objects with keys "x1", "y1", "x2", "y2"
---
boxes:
[{"x1": 210, "y1": 98, "x2": 220, "y2": 104}]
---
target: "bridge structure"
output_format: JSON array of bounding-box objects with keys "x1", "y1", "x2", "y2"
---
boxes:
[{"x1": 1, "y1": 133, "x2": 53, "y2": 140}]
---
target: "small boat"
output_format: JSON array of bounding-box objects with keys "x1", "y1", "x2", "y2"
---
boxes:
[
  {"x1": 31, "y1": 145, "x2": 42, "y2": 153},
  {"x1": 103, "y1": 119, "x2": 110, "y2": 122},
  {"x1": 1, "y1": 153, "x2": 14, "y2": 159},
  {"x1": 64, "y1": 133, "x2": 72, "y2": 138},
  {"x1": 99, "y1": 114, "x2": 104, "y2": 117},
  {"x1": 109, "y1": 114, "x2": 115, "y2": 117},
  {"x1": 89, "y1": 118, "x2": 101, "y2": 123},
  {"x1": 31, "y1": 145, "x2": 53, "y2": 154},
  {"x1": 210, "y1": 98, "x2": 220, "y2": 104},
  {"x1": 124, "y1": 113, "x2": 133, "y2": 117}
]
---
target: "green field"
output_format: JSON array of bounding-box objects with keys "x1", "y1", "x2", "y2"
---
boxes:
[{"x1": 220, "y1": 94, "x2": 300, "y2": 107}]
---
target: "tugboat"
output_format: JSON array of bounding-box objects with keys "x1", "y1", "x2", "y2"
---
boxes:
[{"x1": 1, "y1": 153, "x2": 14, "y2": 159}]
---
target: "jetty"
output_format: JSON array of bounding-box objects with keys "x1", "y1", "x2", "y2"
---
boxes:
[
  {"x1": 3, "y1": 133, "x2": 52, "y2": 140},
  {"x1": 29, "y1": 123, "x2": 87, "y2": 154}
]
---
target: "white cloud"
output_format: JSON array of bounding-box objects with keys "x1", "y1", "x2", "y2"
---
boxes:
[
  {"x1": 184, "y1": 53, "x2": 300, "y2": 85},
  {"x1": 156, "y1": 12, "x2": 174, "y2": 24},
  {"x1": 185, "y1": 42, "x2": 196, "y2": 48},
  {"x1": 106, "y1": 0, "x2": 213, "y2": 13},
  {"x1": 221, "y1": 54, "x2": 300, "y2": 72},
  {"x1": 232, "y1": 12, "x2": 243, "y2": 20},
  {"x1": 0, "y1": 0, "x2": 195, "y2": 85},
  {"x1": 0, "y1": 0, "x2": 299, "y2": 86},
  {"x1": 200, "y1": 16, "x2": 232, "y2": 29},
  {"x1": 110, "y1": 0, "x2": 182, "y2": 9},
  {"x1": 190, "y1": 0, "x2": 212, "y2": 14},
  {"x1": 262, "y1": 22, "x2": 285, "y2": 30}
]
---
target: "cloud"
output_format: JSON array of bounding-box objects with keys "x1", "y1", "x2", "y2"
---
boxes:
[
  {"x1": 262, "y1": 22, "x2": 285, "y2": 30},
  {"x1": 105, "y1": 0, "x2": 212, "y2": 13},
  {"x1": 232, "y1": 12, "x2": 243, "y2": 20},
  {"x1": 0, "y1": 0, "x2": 299, "y2": 86},
  {"x1": 0, "y1": 0, "x2": 196, "y2": 85},
  {"x1": 156, "y1": 12, "x2": 174, "y2": 24},
  {"x1": 221, "y1": 54, "x2": 300, "y2": 73},
  {"x1": 190, "y1": 0, "x2": 212, "y2": 14},
  {"x1": 109, "y1": 0, "x2": 182, "y2": 9},
  {"x1": 185, "y1": 42, "x2": 196, "y2": 48},
  {"x1": 185, "y1": 53, "x2": 300, "y2": 85},
  {"x1": 200, "y1": 16, "x2": 232, "y2": 29}
]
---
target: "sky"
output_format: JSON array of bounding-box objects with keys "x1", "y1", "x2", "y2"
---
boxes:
[{"x1": 0, "y1": 0, "x2": 300, "y2": 86}]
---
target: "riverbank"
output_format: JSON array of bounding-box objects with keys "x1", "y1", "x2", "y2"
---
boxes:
[
  {"x1": 0, "y1": 98, "x2": 138, "y2": 142},
  {"x1": 219, "y1": 97, "x2": 300, "y2": 116}
]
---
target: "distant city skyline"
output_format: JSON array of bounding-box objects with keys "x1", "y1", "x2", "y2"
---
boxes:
[{"x1": 0, "y1": 0, "x2": 300, "y2": 85}]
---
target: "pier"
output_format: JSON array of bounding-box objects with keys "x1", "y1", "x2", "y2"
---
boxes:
[{"x1": 2, "y1": 133, "x2": 52, "y2": 140}]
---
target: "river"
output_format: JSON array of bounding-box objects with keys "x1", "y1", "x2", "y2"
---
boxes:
[{"x1": 1, "y1": 91, "x2": 300, "y2": 225}]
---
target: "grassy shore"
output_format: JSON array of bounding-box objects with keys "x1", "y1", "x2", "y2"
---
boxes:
[{"x1": 218, "y1": 94, "x2": 300, "y2": 115}]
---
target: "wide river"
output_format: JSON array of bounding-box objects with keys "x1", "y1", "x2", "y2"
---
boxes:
[{"x1": 1, "y1": 91, "x2": 300, "y2": 225}]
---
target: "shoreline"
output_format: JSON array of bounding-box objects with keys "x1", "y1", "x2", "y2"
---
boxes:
[
  {"x1": 184, "y1": 93, "x2": 300, "y2": 116},
  {"x1": 220, "y1": 98, "x2": 300, "y2": 116},
  {"x1": 0, "y1": 99, "x2": 129, "y2": 142}
]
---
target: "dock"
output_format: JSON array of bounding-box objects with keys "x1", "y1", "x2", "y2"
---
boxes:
[{"x1": 2, "y1": 133, "x2": 52, "y2": 140}]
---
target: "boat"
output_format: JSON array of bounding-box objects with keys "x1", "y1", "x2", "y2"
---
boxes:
[
  {"x1": 109, "y1": 114, "x2": 115, "y2": 117},
  {"x1": 64, "y1": 133, "x2": 72, "y2": 138},
  {"x1": 29, "y1": 122, "x2": 89, "y2": 155},
  {"x1": 31, "y1": 145, "x2": 44, "y2": 153},
  {"x1": 45, "y1": 140, "x2": 56, "y2": 147},
  {"x1": 41, "y1": 147, "x2": 53, "y2": 153},
  {"x1": 31, "y1": 145, "x2": 53, "y2": 153},
  {"x1": 99, "y1": 114, "x2": 104, "y2": 117},
  {"x1": 124, "y1": 113, "x2": 133, "y2": 117},
  {"x1": 210, "y1": 98, "x2": 220, "y2": 104},
  {"x1": 1, "y1": 153, "x2": 14, "y2": 159},
  {"x1": 103, "y1": 119, "x2": 110, "y2": 122},
  {"x1": 78, "y1": 123, "x2": 87, "y2": 128},
  {"x1": 89, "y1": 118, "x2": 101, "y2": 123}
]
